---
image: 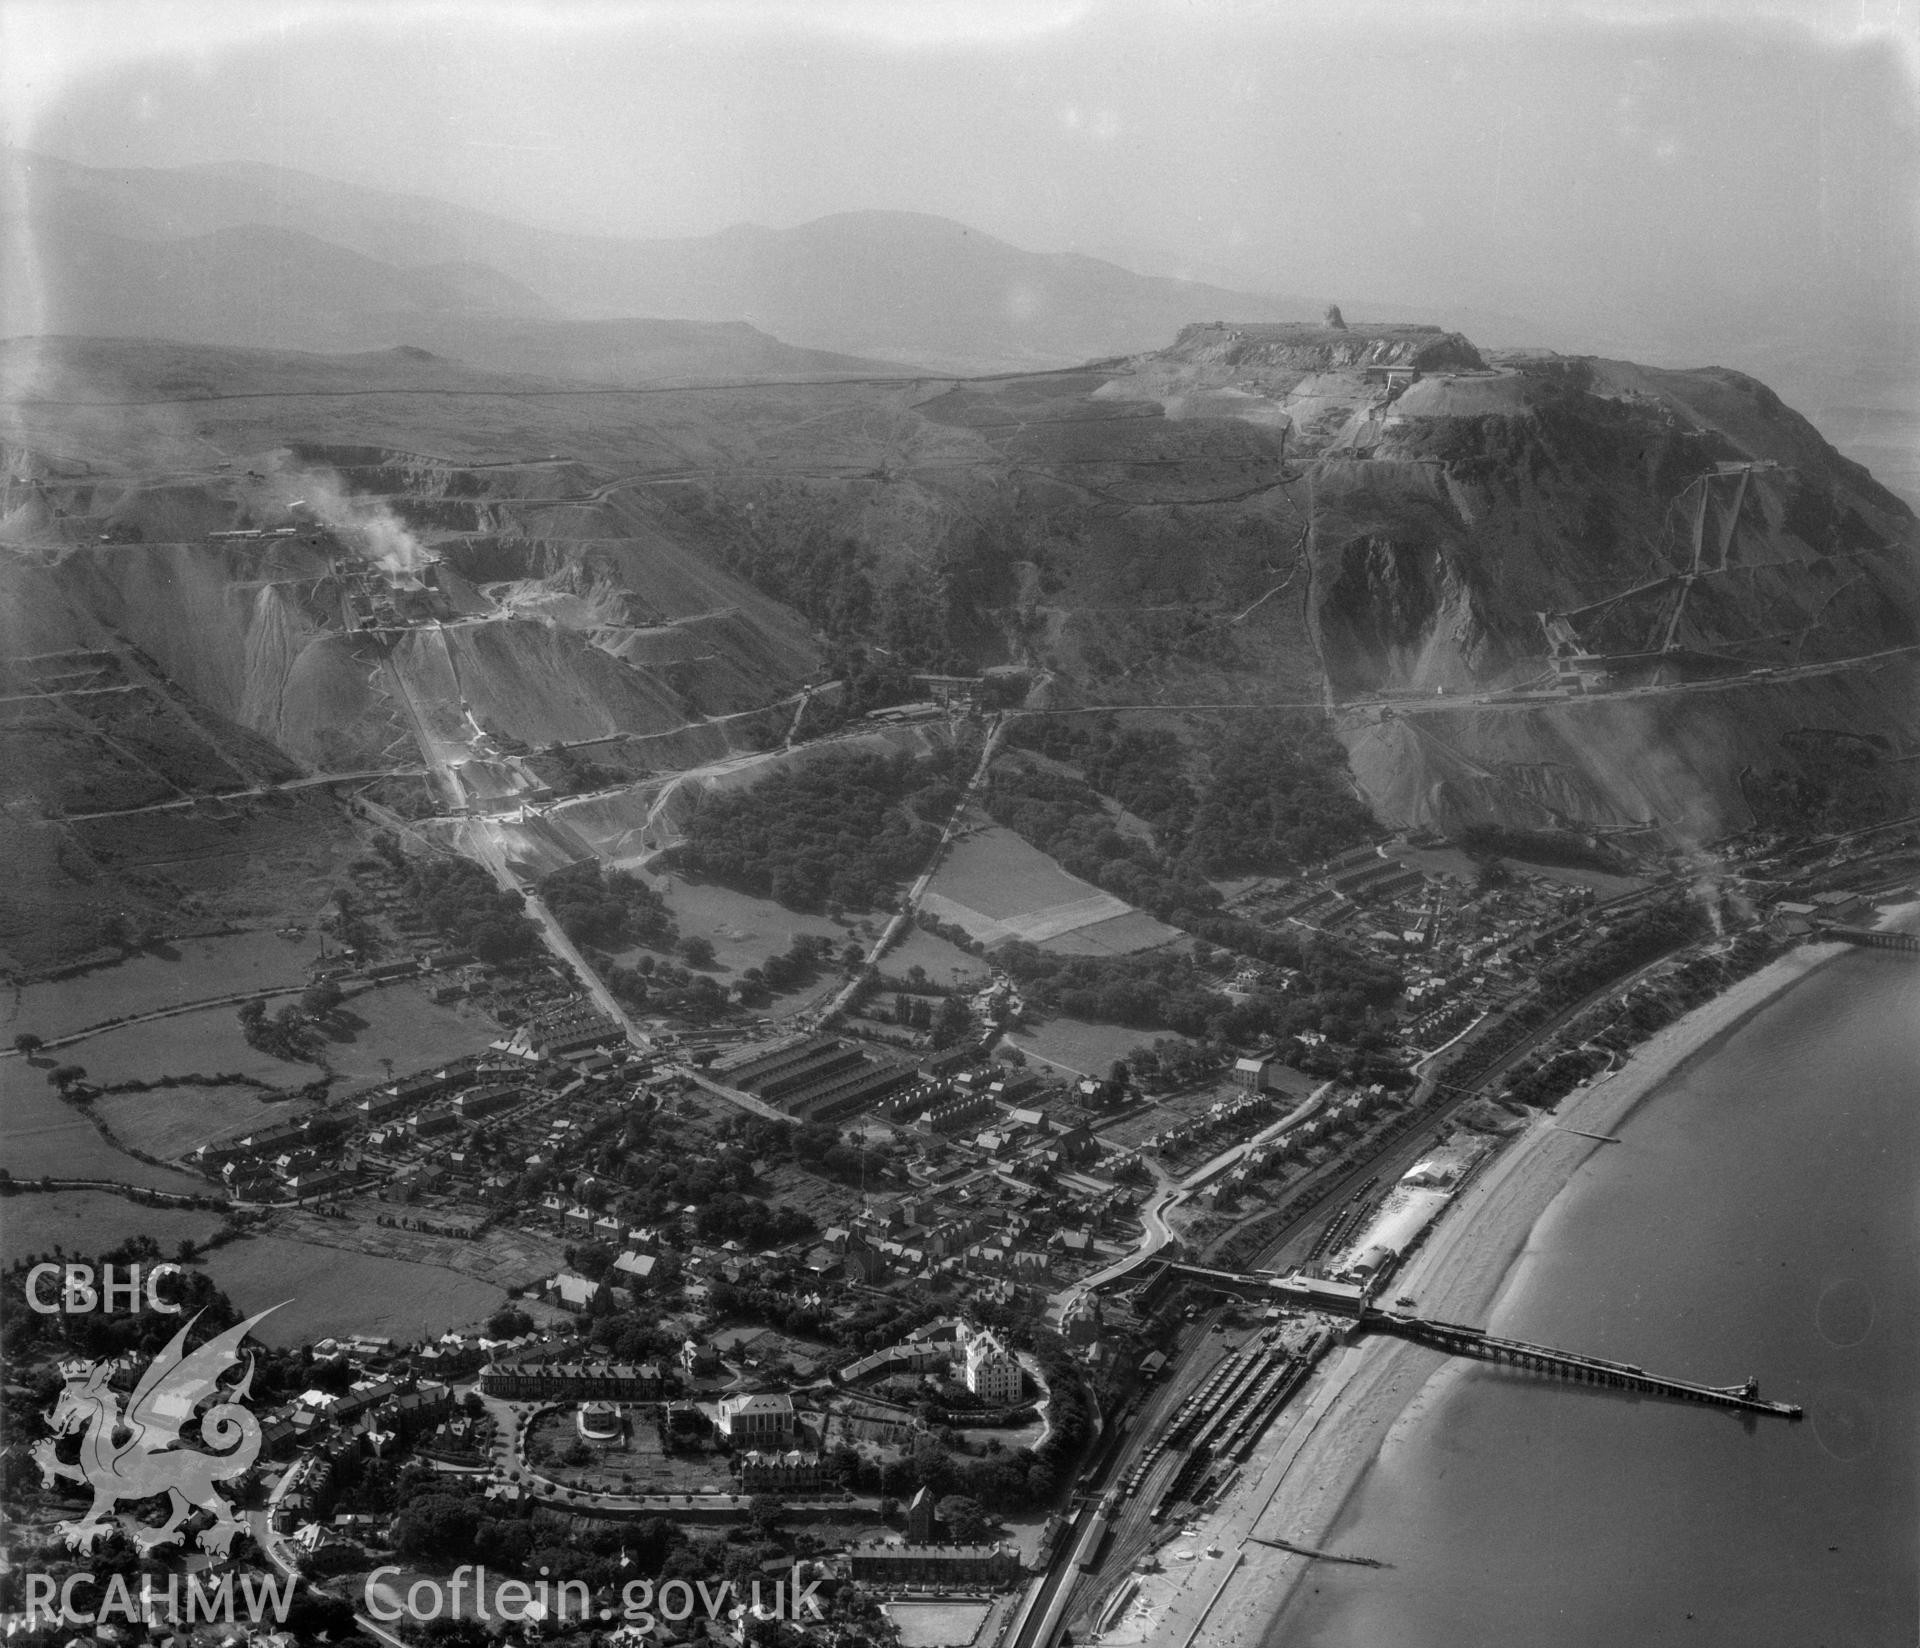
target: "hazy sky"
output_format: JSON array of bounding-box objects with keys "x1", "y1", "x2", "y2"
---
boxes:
[{"x1": 5, "y1": 1, "x2": 1917, "y2": 349}]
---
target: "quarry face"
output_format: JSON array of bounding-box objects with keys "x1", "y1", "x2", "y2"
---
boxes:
[{"x1": 3, "y1": 322, "x2": 1918, "y2": 973}]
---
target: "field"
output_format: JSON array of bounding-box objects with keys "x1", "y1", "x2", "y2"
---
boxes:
[
  {"x1": 44, "y1": 1010, "x2": 305, "y2": 1087},
  {"x1": 927, "y1": 824, "x2": 1106, "y2": 921},
  {"x1": 271, "y1": 1203, "x2": 567, "y2": 1287},
  {"x1": 71, "y1": 978, "x2": 494, "y2": 1092},
  {"x1": 309, "y1": 982, "x2": 495, "y2": 1085},
  {"x1": 922, "y1": 821, "x2": 1177, "y2": 952},
  {"x1": 0, "y1": 1061, "x2": 213, "y2": 1191},
  {"x1": 93, "y1": 1083, "x2": 315, "y2": 1161},
  {"x1": 202, "y1": 1235, "x2": 508, "y2": 1346},
  {"x1": 3, "y1": 929, "x2": 323, "y2": 1043},
  {"x1": 885, "y1": 1602, "x2": 996, "y2": 1646},
  {"x1": 643, "y1": 876, "x2": 850, "y2": 976},
  {"x1": 1, "y1": 1189, "x2": 225, "y2": 1260},
  {"x1": 1035, "y1": 910, "x2": 1183, "y2": 956},
  {"x1": 1004, "y1": 1015, "x2": 1164, "y2": 1079},
  {"x1": 880, "y1": 925, "x2": 992, "y2": 989}
]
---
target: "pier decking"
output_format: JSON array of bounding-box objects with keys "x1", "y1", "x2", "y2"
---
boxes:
[
  {"x1": 1143, "y1": 1260, "x2": 1804, "y2": 1420},
  {"x1": 1369, "y1": 1311, "x2": 1803, "y2": 1418},
  {"x1": 1822, "y1": 925, "x2": 1920, "y2": 954}
]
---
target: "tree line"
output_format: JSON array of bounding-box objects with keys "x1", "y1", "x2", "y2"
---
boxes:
[
  {"x1": 1006, "y1": 710, "x2": 1377, "y2": 874},
  {"x1": 665, "y1": 748, "x2": 967, "y2": 913}
]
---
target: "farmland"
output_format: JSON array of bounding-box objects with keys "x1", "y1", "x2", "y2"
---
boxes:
[
  {"x1": 201, "y1": 1235, "x2": 508, "y2": 1346},
  {"x1": 303, "y1": 982, "x2": 494, "y2": 1085},
  {"x1": 1035, "y1": 909, "x2": 1186, "y2": 956},
  {"x1": 1, "y1": 1189, "x2": 225, "y2": 1260},
  {"x1": 0, "y1": 1062, "x2": 213, "y2": 1191},
  {"x1": 41, "y1": 1009, "x2": 303, "y2": 1087},
  {"x1": 93, "y1": 1082, "x2": 314, "y2": 1162},
  {"x1": 921, "y1": 820, "x2": 1179, "y2": 953},
  {"x1": 1, "y1": 929, "x2": 322, "y2": 1043}
]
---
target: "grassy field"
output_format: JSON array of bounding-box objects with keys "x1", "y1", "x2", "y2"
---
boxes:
[
  {"x1": 926, "y1": 824, "x2": 1100, "y2": 922},
  {"x1": 203, "y1": 1235, "x2": 508, "y2": 1346},
  {"x1": 1035, "y1": 909, "x2": 1182, "y2": 956},
  {"x1": 1004, "y1": 1016, "x2": 1163, "y2": 1079},
  {"x1": 886, "y1": 1602, "x2": 995, "y2": 1647},
  {"x1": 644, "y1": 876, "x2": 852, "y2": 976},
  {"x1": 923, "y1": 822, "x2": 1175, "y2": 952},
  {"x1": 1, "y1": 1189, "x2": 224, "y2": 1260},
  {"x1": 47, "y1": 1010, "x2": 301, "y2": 1087},
  {"x1": 94, "y1": 1083, "x2": 317, "y2": 1161},
  {"x1": 0, "y1": 1061, "x2": 214, "y2": 1191},
  {"x1": 881, "y1": 925, "x2": 991, "y2": 989},
  {"x1": 314, "y1": 981, "x2": 495, "y2": 1084},
  {"x1": 10, "y1": 977, "x2": 491, "y2": 1114},
  {"x1": 2, "y1": 929, "x2": 323, "y2": 1042}
]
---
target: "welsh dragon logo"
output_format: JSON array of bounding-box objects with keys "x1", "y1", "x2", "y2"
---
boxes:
[{"x1": 33, "y1": 1306, "x2": 279, "y2": 1556}]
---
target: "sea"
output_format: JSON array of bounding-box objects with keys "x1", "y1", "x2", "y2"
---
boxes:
[{"x1": 1270, "y1": 942, "x2": 1920, "y2": 1647}]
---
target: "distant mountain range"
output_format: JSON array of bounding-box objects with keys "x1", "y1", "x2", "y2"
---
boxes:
[
  {"x1": 2, "y1": 150, "x2": 1333, "y2": 379},
  {"x1": 5, "y1": 148, "x2": 1910, "y2": 434}
]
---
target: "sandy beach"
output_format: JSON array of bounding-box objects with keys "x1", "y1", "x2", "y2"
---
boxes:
[{"x1": 1116, "y1": 936, "x2": 1856, "y2": 1648}]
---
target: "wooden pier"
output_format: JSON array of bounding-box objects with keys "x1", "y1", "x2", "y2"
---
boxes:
[
  {"x1": 1370, "y1": 1311, "x2": 1803, "y2": 1418},
  {"x1": 1822, "y1": 925, "x2": 1920, "y2": 954}
]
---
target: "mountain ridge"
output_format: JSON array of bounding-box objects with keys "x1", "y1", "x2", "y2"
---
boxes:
[
  {"x1": 7, "y1": 326, "x2": 1914, "y2": 848},
  {"x1": 4, "y1": 148, "x2": 1331, "y2": 375}
]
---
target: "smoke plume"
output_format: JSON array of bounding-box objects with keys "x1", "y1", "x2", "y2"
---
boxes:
[{"x1": 270, "y1": 454, "x2": 432, "y2": 580}]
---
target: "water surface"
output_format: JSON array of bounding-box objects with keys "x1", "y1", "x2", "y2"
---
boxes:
[{"x1": 1275, "y1": 948, "x2": 1920, "y2": 1646}]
